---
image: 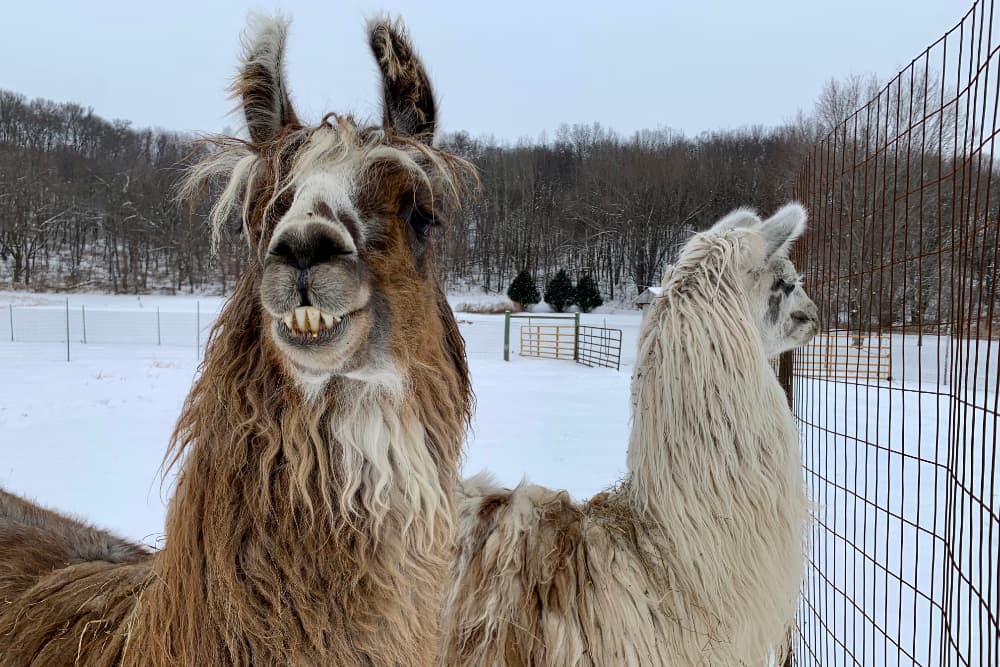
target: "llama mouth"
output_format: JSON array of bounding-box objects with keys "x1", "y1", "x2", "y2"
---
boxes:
[{"x1": 276, "y1": 306, "x2": 350, "y2": 344}]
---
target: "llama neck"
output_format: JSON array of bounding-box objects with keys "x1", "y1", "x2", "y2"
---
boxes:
[
  {"x1": 140, "y1": 384, "x2": 453, "y2": 661},
  {"x1": 133, "y1": 277, "x2": 463, "y2": 663},
  {"x1": 621, "y1": 280, "x2": 807, "y2": 661},
  {"x1": 625, "y1": 286, "x2": 797, "y2": 520}
]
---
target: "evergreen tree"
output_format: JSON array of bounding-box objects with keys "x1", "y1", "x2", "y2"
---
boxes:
[
  {"x1": 507, "y1": 269, "x2": 540, "y2": 311},
  {"x1": 544, "y1": 269, "x2": 575, "y2": 313},
  {"x1": 574, "y1": 273, "x2": 604, "y2": 313}
]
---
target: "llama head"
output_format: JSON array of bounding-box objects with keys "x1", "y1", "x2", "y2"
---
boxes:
[
  {"x1": 705, "y1": 203, "x2": 819, "y2": 357},
  {"x1": 186, "y1": 15, "x2": 475, "y2": 394}
]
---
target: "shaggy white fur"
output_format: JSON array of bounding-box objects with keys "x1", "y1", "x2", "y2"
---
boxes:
[{"x1": 443, "y1": 204, "x2": 816, "y2": 666}]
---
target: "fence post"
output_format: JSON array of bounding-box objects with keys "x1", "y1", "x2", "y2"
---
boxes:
[
  {"x1": 65, "y1": 298, "x2": 70, "y2": 362},
  {"x1": 157, "y1": 306, "x2": 161, "y2": 346},
  {"x1": 8, "y1": 304, "x2": 12, "y2": 342},
  {"x1": 776, "y1": 348, "x2": 798, "y2": 665},
  {"x1": 573, "y1": 312, "x2": 580, "y2": 361},
  {"x1": 778, "y1": 350, "x2": 793, "y2": 409},
  {"x1": 503, "y1": 311, "x2": 511, "y2": 361},
  {"x1": 81, "y1": 305, "x2": 87, "y2": 344}
]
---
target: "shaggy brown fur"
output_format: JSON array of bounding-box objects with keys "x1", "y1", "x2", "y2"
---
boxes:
[{"x1": 0, "y1": 15, "x2": 475, "y2": 666}]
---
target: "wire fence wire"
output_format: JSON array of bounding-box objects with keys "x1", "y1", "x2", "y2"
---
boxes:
[
  {"x1": 1, "y1": 303, "x2": 216, "y2": 358},
  {"x1": 789, "y1": 2, "x2": 1000, "y2": 665}
]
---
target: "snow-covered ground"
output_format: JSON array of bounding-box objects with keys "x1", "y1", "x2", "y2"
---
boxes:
[
  {"x1": 793, "y1": 337, "x2": 999, "y2": 666},
  {"x1": 0, "y1": 292, "x2": 642, "y2": 546},
  {"x1": 0, "y1": 291, "x2": 995, "y2": 667}
]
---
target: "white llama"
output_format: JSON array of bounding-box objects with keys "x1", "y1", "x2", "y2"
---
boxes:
[{"x1": 443, "y1": 204, "x2": 819, "y2": 666}]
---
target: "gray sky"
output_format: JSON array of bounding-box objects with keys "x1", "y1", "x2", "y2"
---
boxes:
[{"x1": 0, "y1": 1, "x2": 966, "y2": 141}]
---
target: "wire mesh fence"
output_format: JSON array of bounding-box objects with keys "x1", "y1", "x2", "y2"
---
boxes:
[
  {"x1": 789, "y1": 1, "x2": 1000, "y2": 664},
  {"x1": 0, "y1": 302, "x2": 217, "y2": 358}
]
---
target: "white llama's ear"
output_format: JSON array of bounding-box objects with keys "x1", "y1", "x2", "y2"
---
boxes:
[
  {"x1": 235, "y1": 14, "x2": 298, "y2": 146},
  {"x1": 758, "y1": 203, "x2": 808, "y2": 258},
  {"x1": 709, "y1": 208, "x2": 761, "y2": 234},
  {"x1": 368, "y1": 18, "x2": 437, "y2": 141}
]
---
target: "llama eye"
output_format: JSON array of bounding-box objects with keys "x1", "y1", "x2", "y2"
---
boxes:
[
  {"x1": 771, "y1": 278, "x2": 795, "y2": 295},
  {"x1": 404, "y1": 205, "x2": 437, "y2": 240}
]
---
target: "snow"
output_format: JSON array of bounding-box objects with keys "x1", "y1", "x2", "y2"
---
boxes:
[
  {"x1": 794, "y1": 336, "x2": 999, "y2": 666},
  {"x1": 0, "y1": 293, "x2": 643, "y2": 545},
  {"x1": 0, "y1": 291, "x2": 995, "y2": 667}
]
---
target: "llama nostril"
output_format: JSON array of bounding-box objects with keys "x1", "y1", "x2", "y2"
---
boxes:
[{"x1": 268, "y1": 223, "x2": 354, "y2": 271}]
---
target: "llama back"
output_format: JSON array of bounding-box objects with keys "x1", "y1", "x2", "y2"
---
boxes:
[{"x1": 445, "y1": 474, "x2": 758, "y2": 666}]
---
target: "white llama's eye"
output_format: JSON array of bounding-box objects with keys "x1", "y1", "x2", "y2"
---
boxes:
[{"x1": 772, "y1": 278, "x2": 795, "y2": 295}]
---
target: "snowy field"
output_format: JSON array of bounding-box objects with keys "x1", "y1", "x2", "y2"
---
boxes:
[
  {"x1": 1, "y1": 291, "x2": 996, "y2": 667},
  {"x1": 0, "y1": 291, "x2": 642, "y2": 547}
]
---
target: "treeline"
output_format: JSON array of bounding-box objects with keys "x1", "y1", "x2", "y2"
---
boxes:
[
  {"x1": 0, "y1": 87, "x2": 810, "y2": 299},
  {"x1": 439, "y1": 124, "x2": 807, "y2": 299},
  {"x1": 3, "y1": 79, "x2": 992, "y2": 327},
  {"x1": 0, "y1": 90, "x2": 242, "y2": 293},
  {"x1": 795, "y1": 73, "x2": 1000, "y2": 334}
]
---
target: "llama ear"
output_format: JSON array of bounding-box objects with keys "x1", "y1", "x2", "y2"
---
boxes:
[
  {"x1": 758, "y1": 203, "x2": 808, "y2": 258},
  {"x1": 234, "y1": 14, "x2": 298, "y2": 146},
  {"x1": 368, "y1": 18, "x2": 437, "y2": 141},
  {"x1": 709, "y1": 208, "x2": 761, "y2": 234}
]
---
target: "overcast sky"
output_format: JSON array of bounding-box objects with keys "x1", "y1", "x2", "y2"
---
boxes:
[{"x1": 0, "y1": 1, "x2": 968, "y2": 141}]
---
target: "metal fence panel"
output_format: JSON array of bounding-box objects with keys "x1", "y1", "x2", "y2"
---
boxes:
[
  {"x1": 576, "y1": 325, "x2": 622, "y2": 370},
  {"x1": 1, "y1": 304, "x2": 218, "y2": 351},
  {"x1": 790, "y1": 2, "x2": 1000, "y2": 664}
]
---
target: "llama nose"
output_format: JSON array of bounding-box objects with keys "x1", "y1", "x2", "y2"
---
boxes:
[{"x1": 268, "y1": 222, "x2": 354, "y2": 271}]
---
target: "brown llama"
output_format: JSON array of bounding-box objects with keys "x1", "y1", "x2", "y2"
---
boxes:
[
  {"x1": 442, "y1": 205, "x2": 819, "y2": 666},
  {"x1": 0, "y1": 14, "x2": 476, "y2": 665}
]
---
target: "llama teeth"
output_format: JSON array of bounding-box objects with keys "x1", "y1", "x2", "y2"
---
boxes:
[
  {"x1": 287, "y1": 306, "x2": 335, "y2": 336},
  {"x1": 294, "y1": 306, "x2": 309, "y2": 332},
  {"x1": 305, "y1": 307, "x2": 321, "y2": 333}
]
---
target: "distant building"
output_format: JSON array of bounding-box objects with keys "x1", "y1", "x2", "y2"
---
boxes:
[
  {"x1": 635, "y1": 286, "x2": 662, "y2": 309},
  {"x1": 636, "y1": 286, "x2": 662, "y2": 321}
]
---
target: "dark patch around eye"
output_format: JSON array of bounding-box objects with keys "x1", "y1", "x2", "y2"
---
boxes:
[
  {"x1": 767, "y1": 293, "x2": 783, "y2": 324},
  {"x1": 771, "y1": 278, "x2": 795, "y2": 296},
  {"x1": 404, "y1": 205, "x2": 437, "y2": 240}
]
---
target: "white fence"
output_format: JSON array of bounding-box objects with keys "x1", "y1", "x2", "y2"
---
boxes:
[{"x1": 0, "y1": 302, "x2": 218, "y2": 358}]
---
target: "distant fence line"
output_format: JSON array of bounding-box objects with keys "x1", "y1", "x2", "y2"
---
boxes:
[
  {"x1": 1, "y1": 301, "x2": 217, "y2": 359},
  {"x1": 787, "y1": 2, "x2": 1000, "y2": 665}
]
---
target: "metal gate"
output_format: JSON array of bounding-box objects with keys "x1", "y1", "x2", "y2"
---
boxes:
[{"x1": 576, "y1": 325, "x2": 622, "y2": 370}]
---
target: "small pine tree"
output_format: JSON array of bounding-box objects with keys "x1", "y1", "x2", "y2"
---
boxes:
[
  {"x1": 507, "y1": 269, "x2": 540, "y2": 311},
  {"x1": 574, "y1": 274, "x2": 603, "y2": 313},
  {"x1": 544, "y1": 269, "x2": 575, "y2": 313}
]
